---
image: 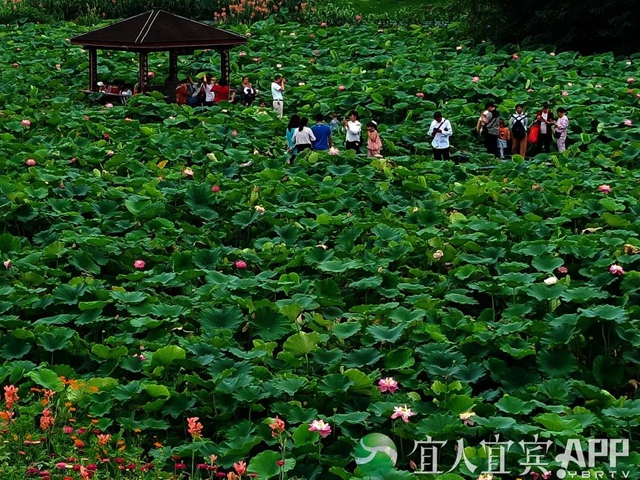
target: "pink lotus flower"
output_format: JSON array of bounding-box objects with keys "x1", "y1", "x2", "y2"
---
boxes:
[
  {"x1": 21, "y1": 119, "x2": 30, "y2": 127},
  {"x1": 309, "y1": 419, "x2": 331, "y2": 437},
  {"x1": 378, "y1": 377, "x2": 398, "y2": 394},
  {"x1": 182, "y1": 167, "x2": 194, "y2": 177},
  {"x1": 103, "y1": 133, "x2": 110, "y2": 139},
  {"x1": 627, "y1": 77, "x2": 635, "y2": 83},
  {"x1": 133, "y1": 353, "x2": 146, "y2": 361},
  {"x1": 320, "y1": 22, "x2": 327, "y2": 27},
  {"x1": 234, "y1": 461, "x2": 247, "y2": 476},
  {"x1": 637, "y1": 94, "x2": 640, "y2": 99},
  {"x1": 512, "y1": 54, "x2": 519, "y2": 60},
  {"x1": 391, "y1": 405, "x2": 415, "y2": 423},
  {"x1": 3, "y1": 260, "x2": 11, "y2": 269},
  {"x1": 212, "y1": 185, "x2": 220, "y2": 193},
  {"x1": 459, "y1": 411, "x2": 476, "y2": 426},
  {"x1": 235, "y1": 260, "x2": 247, "y2": 269},
  {"x1": 416, "y1": 92, "x2": 424, "y2": 98},
  {"x1": 125, "y1": 117, "x2": 132, "y2": 122},
  {"x1": 472, "y1": 76, "x2": 480, "y2": 83},
  {"x1": 12, "y1": 62, "x2": 18, "y2": 67},
  {"x1": 133, "y1": 260, "x2": 146, "y2": 269},
  {"x1": 105, "y1": 103, "x2": 113, "y2": 108},
  {"x1": 557, "y1": 266, "x2": 568, "y2": 274},
  {"x1": 527, "y1": 88, "x2": 534, "y2": 93},
  {"x1": 26, "y1": 159, "x2": 36, "y2": 166},
  {"x1": 562, "y1": 91, "x2": 569, "y2": 96},
  {"x1": 328, "y1": 147, "x2": 340, "y2": 155},
  {"x1": 147, "y1": 71, "x2": 154, "y2": 78},
  {"x1": 628, "y1": 89, "x2": 634, "y2": 94},
  {"x1": 610, "y1": 264, "x2": 625, "y2": 275},
  {"x1": 338, "y1": 85, "x2": 345, "y2": 91},
  {"x1": 624, "y1": 119, "x2": 633, "y2": 126},
  {"x1": 355, "y1": 15, "x2": 362, "y2": 21},
  {"x1": 598, "y1": 184, "x2": 611, "y2": 194},
  {"x1": 232, "y1": 130, "x2": 238, "y2": 136}
]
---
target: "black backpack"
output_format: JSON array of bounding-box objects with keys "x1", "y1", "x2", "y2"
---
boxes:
[{"x1": 511, "y1": 115, "x2": 526, "y2": 140}]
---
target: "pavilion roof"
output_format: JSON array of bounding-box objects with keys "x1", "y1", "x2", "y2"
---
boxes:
[{"x1": 70, "y1": 10, "x2": 247, "y2": 51}]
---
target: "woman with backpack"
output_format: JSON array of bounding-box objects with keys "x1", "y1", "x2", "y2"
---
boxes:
[
  {"x1": 509, "y1": 104, "x2": 529, "y2": 157},
  {"x1": 478, "y1": 102, "x2": 499, "y2": 157}
]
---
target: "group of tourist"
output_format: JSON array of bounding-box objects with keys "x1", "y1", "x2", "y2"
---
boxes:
[
  {"x1": 173, "y1": 74, "x2": 263, "y2": 107},
  {"x1": 477, "y1": 102, "x2": 570, "y2": 157},
  {"x1": 285, "y1": 111, "x2": 383, "y2": 162},
  {"x1": 100, "y1": 71, "x2": 570, "y2": 160},
  {"x1": 268, "y1": 73, "x2": 569, "y2": 160}
]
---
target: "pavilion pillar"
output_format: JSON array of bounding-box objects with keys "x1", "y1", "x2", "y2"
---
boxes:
[
  {"x1": 220, "y1": 49, "x2": 230, "y2": 87},
  {"x1": 166, "y1": 50, "x2": 179, "y2": 103},
  {"x1": 88, "y1": 48, "x2": 98, "y2": 91},
  {"x1": 138, "y1": 52, "x2": 149, "y2": 94}
]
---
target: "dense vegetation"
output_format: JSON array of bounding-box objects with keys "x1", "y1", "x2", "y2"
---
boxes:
[{"x1": 0, "y1": 13, "x2": 639, "y2": 480}]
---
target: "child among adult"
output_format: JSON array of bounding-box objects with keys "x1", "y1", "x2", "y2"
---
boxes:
[
  {"x1": 286, "y1": 114, "x2": 301, "y2": 163},
  {"x1": 343, "y1": 111, "x2": 362, "y2": 153},
  {"x1": 329, "y1": 113, "x2": 340, "y2": 135},
  {"x1": 509, "y1": 104, "x2": 528, "y2": 157},
  {"x1": 292, "y1": 117, "x2": 316, "y2": 153},
  {"x1": 366, "y1": 121, "x2": 382, "y2": 157},
  {"x1": 498, "y1": 119, "x2": 511, "y2": 159},
  {"x1": 311, "y1": 113, "x2": 333, "y2": 151},
  {"x1": 428, "y1": 111, "x2": 453, "y2": 160},
  {"x1": 554, "y1": 108, "x2": 569, "y2": 153}
]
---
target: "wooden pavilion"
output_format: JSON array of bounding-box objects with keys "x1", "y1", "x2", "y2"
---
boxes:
[{"x1": 70, "y1": 10, "x2": 247, "y2": 100}]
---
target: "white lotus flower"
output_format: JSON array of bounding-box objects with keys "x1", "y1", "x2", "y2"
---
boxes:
[{"x1": 544, "y1": 276, "x2": 558, "y2": 285}]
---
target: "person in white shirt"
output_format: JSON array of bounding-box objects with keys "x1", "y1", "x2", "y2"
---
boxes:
[
  {"x1": 428, "y1": 111, "x2": 453, "y2": 160},
  {"x1": 204, "y1": 75, "x2": 216, "y2": 107},
  {"x1": 271, "y1": 75, "x2": 285, "y2": 118},
  {"x1": 291, "y1": 117, "x2": 316, "y2": 153},
  {"x1": 342, "y1": 110, "x2": 362, "y2": 153}
]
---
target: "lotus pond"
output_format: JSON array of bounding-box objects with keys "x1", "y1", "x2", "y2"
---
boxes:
[{"x1": 0, "y1": 17, "x2": 640, "y2": 480}]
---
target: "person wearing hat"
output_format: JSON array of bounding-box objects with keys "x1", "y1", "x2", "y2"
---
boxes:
[
  {"x1": 428, "y1": 111, "x2": 453, "y2": 160},
  {"x1": 534, "y1": 102, "x2": 554, "y2": 154}
]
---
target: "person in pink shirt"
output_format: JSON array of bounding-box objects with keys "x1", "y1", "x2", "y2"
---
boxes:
[
  {"x1": 366, "y1": 121, "x2": 382, "y2": 157},
  {"x1": 554, "y1": 107, "x2": 569, "y2": 153}
]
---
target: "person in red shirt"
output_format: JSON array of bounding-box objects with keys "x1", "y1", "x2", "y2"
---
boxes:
[
  {"x1": 175, "y1": 79, "x2": 188, "y2": 105},
  {"x1": 212, "y1": 79, "x2": 230, "y2": 104}
]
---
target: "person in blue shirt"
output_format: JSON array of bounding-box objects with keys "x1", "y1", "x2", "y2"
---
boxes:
[{"x1": 311, "y1": 113, "x2": 333, "y2": 151}]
